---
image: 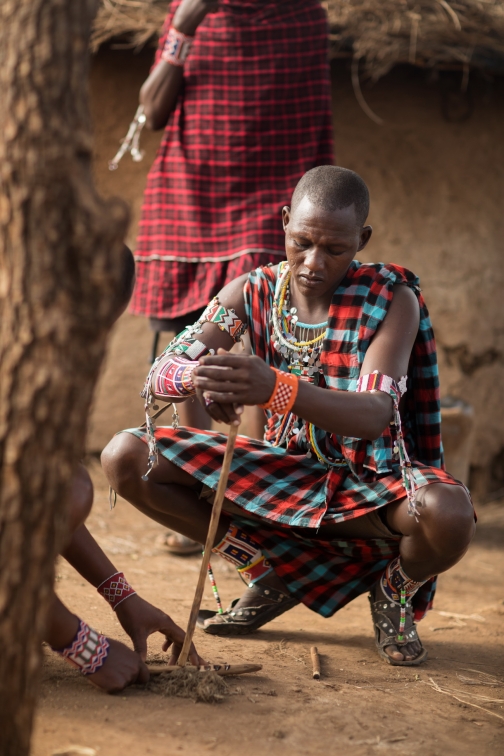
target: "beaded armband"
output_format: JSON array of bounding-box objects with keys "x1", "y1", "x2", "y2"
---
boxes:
[
  {"x1": 259, "y1": 368, "x2": 299, "y2": 415},
  {"x1": 161, "y1": 27, "x2": 194, "y2": 67},
  {"x1": 53, "y1": 619, "x2": 109, "y2": 676},
  {"x1": 97, "y1": 572, "x2": 136, "y2": 611},
  {"x1": 356, "y1": 370, "x2": 420, "y2": 519},
  {"x1": 139, "y1": 332, "x2": 214, "y2": 480},
  {"x1": 198, "y1": 297, "x2": 248, "y2": 343},
  {"x1": 155, "y1": 355, "x2": 198, "y2": 399}
]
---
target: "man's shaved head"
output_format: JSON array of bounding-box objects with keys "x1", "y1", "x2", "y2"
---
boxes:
[{"x1": 290, "y1": 166, "x2": 370, "y2": 227}]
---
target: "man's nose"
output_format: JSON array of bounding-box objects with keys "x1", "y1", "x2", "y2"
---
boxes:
[{"x1": 303, "y1": 246, "x2": 325, "y2": 273}]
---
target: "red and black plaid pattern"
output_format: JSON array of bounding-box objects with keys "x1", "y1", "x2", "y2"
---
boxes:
[
  {"x1": 131, "y1": 0, "x2": 334, "y2": 319},
  {"x1": 321, "y1": 261, "x2": 444, "y2": 475},
  {"x1": 126, "y1": 261, "x2": 459, "y2": 619},
  {"x1": 236, "y1": 518, "x2": 437, "y2": 621}
]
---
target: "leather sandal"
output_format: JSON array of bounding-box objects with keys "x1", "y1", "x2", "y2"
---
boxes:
[
  {"x1": 368, "y1": 582, "x2": 428, "y2": 666},
  {"x1": 196, "y1": 583, "x2": 299, "y2": 636}
]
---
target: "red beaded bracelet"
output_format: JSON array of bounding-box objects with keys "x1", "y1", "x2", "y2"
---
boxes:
[
  {"x1": 97, "y1": 572, "x2": 136, "y2": 611},
  {"x1": 259, "y1": 368, "x2": 299, "y2": 415}
]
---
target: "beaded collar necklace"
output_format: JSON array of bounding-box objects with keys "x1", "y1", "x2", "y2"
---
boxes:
[{"x1": 271, "y1": 262, "x2": 327, "y2": 381}]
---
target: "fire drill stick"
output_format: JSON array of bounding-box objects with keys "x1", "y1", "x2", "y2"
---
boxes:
[
  {"x1": 177, "y1": 423, "x2": 239, "y2": 666},
  {"x1": 310, "y1": 646, "x2": 321, "y2": 680}
]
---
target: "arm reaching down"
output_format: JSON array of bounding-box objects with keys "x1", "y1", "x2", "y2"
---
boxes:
[{"x1": 62, "y1": 524, "x2": 203, "y2": 666}]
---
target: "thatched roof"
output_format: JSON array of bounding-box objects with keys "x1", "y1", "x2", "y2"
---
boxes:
[{"x1": 92, "y1": 1, "x2": 504, "y2": 79}]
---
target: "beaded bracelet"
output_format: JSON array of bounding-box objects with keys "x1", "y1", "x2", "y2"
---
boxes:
[
  {"x1": 53, "y1": 618, "x2": 109, "y2": 676},
  {"x1": 161, "y1": 27, "x2": 194, "y2": 67},
  {"x1": 97, "y1": 572, "x2": 136, "y2": 611},
  {"x1": 356, "y1": 370, "x2": 420, "y2": 519},
  {"x1": 155, "y1": 355, "x2": 198, "y2": 399},
  {"x1": 259, "y1": 368, "x2": 299, "y2": 415}
]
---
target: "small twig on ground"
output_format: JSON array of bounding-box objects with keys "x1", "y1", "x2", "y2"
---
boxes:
[{"x1": 423, "y1": 677, "x2": 504, "y2": 722}]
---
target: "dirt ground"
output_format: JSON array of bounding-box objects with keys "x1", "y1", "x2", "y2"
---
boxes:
[{"x1": 31, "y1": 459, "x2": 504, "y2": 756}]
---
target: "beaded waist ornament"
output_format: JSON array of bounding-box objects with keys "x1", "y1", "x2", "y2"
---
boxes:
[{"x1": 356, "y1": 370, "x2": 419, "y2": 519}]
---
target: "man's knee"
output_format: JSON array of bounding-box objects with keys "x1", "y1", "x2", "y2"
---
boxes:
[
  {"x1": 101, "y1": 433, "x2": 146, "y2": 495},
  {"x1": 68, "y1": 464, "x2": 93, "y2": 532},
  {"x1": 419, "y1": 483, "x2": 475, "y2": 551}
]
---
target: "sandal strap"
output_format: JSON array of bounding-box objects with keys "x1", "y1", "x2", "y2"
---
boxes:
[
  {"x1": 369, "y1": 595, "x2": 419, "y2": 648},
  {"x1": 246, "y1": 583, "x2": 291, "y2": 604}
]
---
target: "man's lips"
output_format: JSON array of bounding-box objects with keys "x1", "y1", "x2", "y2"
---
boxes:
[{"x1": 298, "y1": 274, "x2": 324, "y2": 286}]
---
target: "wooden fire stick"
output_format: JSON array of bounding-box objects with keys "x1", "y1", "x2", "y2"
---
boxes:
[
  {"x1": 310, "y1": 646, "x2": 321, "y2": 680},
  {"x1": 177, "y1": 423, "x2": 239, "y2": 667}
]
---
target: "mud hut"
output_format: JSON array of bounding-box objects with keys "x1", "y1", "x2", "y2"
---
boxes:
[{"x1": 87, "y1": 1, "x2": 504, "y2": 497}]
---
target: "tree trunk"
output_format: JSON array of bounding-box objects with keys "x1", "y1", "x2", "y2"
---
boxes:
[{"x1": 0, "y1": 2, "x2": 129, "y2": 754}]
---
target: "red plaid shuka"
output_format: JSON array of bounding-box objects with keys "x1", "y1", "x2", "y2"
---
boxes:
[
  {"x1": 128, "y1": 263, "x2": 465, "y2": 619},
  {"x1": 131, "y1": 0, "x2": 334, "y2": 319}
]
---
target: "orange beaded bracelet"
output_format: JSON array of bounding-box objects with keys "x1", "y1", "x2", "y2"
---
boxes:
[{"x1": 259, "y1": 368, "x2": 299, "y2": 415}]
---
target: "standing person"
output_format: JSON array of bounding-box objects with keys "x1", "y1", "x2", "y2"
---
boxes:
[{"x1": 131, "y1": 0, "x2": 334, "y2": 432}]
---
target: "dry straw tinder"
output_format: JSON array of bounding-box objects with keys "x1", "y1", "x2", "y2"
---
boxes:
[{"x1": 92, "y1": 0, "x2": 504, "y2": 80}]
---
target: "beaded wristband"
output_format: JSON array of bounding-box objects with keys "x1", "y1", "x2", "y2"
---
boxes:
[
  {"x1": 54, "y1": 618, "x2": 109, "y2": 676},
  {"x1": 155, "y1": 355, "x2": 198, "y2": 399},
  {"x1": 97, "y1": 572, "x2": 136, "y2": 611},
  {"x1": 259, "y1": 368, "x2": 299, "y2": 415},
  {"x1": 161, "y1": 27, "x2": 194, "y2": 67}
]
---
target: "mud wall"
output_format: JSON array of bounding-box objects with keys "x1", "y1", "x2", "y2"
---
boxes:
[{"x1": 87, "y1": 48, "x2": 504, "y2": 495}]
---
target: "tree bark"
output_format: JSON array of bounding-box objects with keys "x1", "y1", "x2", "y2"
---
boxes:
[{"x1": 0, "y1": 2, "x2": 129, "y2": 754}]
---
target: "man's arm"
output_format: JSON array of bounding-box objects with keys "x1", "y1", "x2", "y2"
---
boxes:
[
  {"x1": 141, "y1": 0, "x2": 218, "y2": 130},
  {"x1": 193, "y1": 284, "x2": 420, "y2": 440},
  {"x1": 62, "y1": 524, "x2": 202, "y2": 665},
  {"x1": 44, "y1": 592, "x2": 150, "y2": 693}
]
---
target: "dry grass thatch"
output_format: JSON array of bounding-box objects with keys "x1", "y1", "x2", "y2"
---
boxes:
[{"x1": 92, "y1": 0, "x2": 504, "y2": 79}]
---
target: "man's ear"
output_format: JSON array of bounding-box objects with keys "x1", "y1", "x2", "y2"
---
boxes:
[
  {"x1": 358, "y1": 225, "x2": 372, "y2": 252},
  {"x1": 282, "y1": 206, "x2": 291, "y2": 232}
]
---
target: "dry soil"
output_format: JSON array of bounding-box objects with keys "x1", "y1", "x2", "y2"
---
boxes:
[{"x1": 33, "y1": 460, "x2": 504, "y2": 756}]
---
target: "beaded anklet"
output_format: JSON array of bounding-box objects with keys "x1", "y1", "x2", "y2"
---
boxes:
[
  {"x1": 161, "y1": 27, "x2": 194, "y2": 67},
  {"x1": 259, "y1": 368, "x2": 299, "y2": 415},
  {"x1": 356, "y1": 370, "x2": 419, "y2": 519},
  {"x1": 53, "y1": 619, "x2": 109, "y2": 676},
  {"x1": 97, "y1": 572, "x2": 136, "y2": 611}
]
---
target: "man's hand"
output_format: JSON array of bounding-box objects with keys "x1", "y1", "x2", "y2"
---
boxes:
[
  {"x1": 173, "y1": 0, "x2": 219, "y2": 37},
  {"x1": 193, "y1": 349, "x2": 275, "y2": 424},
  {"x1": 87, "y1": 638, "x2": 150, "y2": 694},
  {"x1": 115, "y1": 594, "x2": 203, "y2": 666}
]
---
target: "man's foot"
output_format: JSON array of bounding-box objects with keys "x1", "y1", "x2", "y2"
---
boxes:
[
  {"x1": 157, "y1": 531, "x2": 202, "y2": 556},
  {"x1": 368, "y1": 581, "x2": 427, "y2": 666},
  {"x1": 197, "y1": 582, "x2": 299, "y2": 636}
]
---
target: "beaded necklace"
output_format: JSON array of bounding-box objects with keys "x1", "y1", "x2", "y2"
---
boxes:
[
  {"x1": 271, "y1": 263, "x2": 327, "y2": 381},
  {"x1": 270, "y1": 264, "x2": 345, "y2": 467}
]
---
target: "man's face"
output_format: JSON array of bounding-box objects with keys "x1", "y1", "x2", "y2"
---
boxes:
[{"x1": 283, "y1": 195, "x2": 372, "y2": 301}]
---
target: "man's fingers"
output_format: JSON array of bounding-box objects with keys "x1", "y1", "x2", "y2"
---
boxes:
[
  {"x1": 135, "y1": 659, "x2": 150, "y2": 685},
  {"x1": 132, "y1": 634, "x2": 148, "y2": 662},
  {"x1": 199, "y1": 353, "x2": 247, "y2": 368}
]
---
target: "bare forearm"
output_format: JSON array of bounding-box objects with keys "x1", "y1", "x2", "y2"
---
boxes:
[
  {"x1": 61, "y1": 524, "x2": 117, "y2": 588},
  {"x1": 293, "y1": 381, "x2": 394, "y2": 441},
  {"x1": 141, "y1": 0, "x2": 218, "y2": 130},
  {"x1": 43, "y1": 592, "x2": 80, "y2": 649},
  {"x1": 140, "y1": 62, "x2": 184, "y2": 130}
]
